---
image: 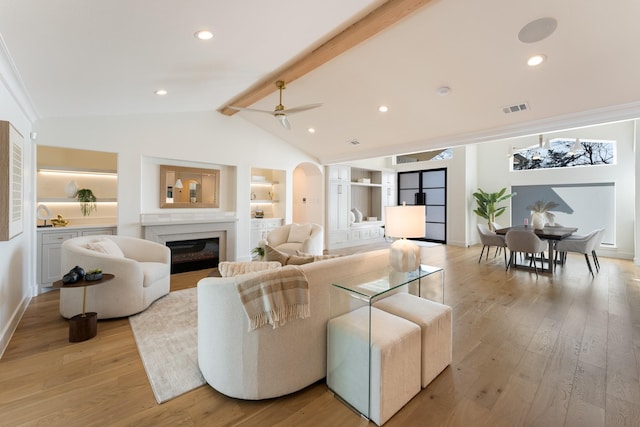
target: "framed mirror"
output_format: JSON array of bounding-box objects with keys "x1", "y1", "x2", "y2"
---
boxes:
[{"x1": 160, "y1": 165, "x2": 220, "y2": 208}]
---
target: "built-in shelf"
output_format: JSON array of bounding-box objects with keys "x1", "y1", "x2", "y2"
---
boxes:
[
  {"x1": 351, "y1": 182, "x2": 382, "y2": 188},
  {"x1": 37, "y1": 198, "x2": 118, "y2": 203},
  {"x1": 250, "y1": 168, "x2": 285, "y2": 221},
  {"x1": 250, "y1": 200, "x2": 280, "y2": 204},
  {"x1": 38, "y1": 167, "x2": 117, "y2": 176}
]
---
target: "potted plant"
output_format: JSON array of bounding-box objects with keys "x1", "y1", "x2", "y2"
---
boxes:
[
  {"x1": 526, "y1": 200, "x2": 559, "y2": 229},
  {"x1": 251, "y1": 246, "x2": 264, "y2": 260},
  {"x1": 76, "y1": 188, "x2": 97, "y2": 216},
  {"x1": 472, "y1": 187, "x2": 515, "y2": 230}
]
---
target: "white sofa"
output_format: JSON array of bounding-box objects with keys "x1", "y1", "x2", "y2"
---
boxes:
[
  {"x1": 60, "y1": 235, "x2": 171, "y2": 319},
  {"x1": 197, "y1": 248, "x2": 389, "y2": 400},
  {"x1": 262, "y1": 223, "x2": 323, "y2": 255}
]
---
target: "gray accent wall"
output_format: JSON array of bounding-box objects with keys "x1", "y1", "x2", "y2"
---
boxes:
[{"x1": 512, "y1": 183, "x2": 615, "y2": 244}]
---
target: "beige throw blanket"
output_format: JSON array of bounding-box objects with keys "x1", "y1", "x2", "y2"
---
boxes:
[{"x1": 236, "y1": 265, "x2": 310, "y2": 331}]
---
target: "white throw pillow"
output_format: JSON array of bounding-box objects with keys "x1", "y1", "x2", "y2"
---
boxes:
[
  {"x1": 84, "y1": 238, "x2": 125, "y2": 258},
  {"x1": 287, "y1": 223, "x2": 313, "y2": 243}
]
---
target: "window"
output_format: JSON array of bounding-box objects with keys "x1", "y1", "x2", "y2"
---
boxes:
[
  {"x1": 396, "y1": 148, "x2": 452, "y2": 164},
  {"x1": 512, "y1": 139, "x2": 615, "y2": 170}
]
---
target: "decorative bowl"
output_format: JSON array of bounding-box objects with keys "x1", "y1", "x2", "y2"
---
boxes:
[{"x1": 85, "y1": 272, "x2": 103, "y2": 281}]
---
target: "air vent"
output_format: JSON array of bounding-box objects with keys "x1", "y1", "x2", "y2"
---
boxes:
[{"x1": 502, "y1": 102, "x2": 529, "y2": 114}]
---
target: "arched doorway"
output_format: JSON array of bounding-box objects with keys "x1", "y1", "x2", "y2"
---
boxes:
[{"x1": 292, "y1": 163, "x2": 323, "y2": 225}]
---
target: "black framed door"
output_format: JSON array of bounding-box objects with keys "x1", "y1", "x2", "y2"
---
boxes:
[{"x1": 397, "y1": 168, "x2": 447, "y2": 243}]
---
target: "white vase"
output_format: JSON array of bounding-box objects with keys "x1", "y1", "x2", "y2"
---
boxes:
[
  {"x1": 531, "y1": 212, "x2": 545, "y2": 229},
  {"x1": 64, "y1": 180, "x2": 78, "y2": 197}
]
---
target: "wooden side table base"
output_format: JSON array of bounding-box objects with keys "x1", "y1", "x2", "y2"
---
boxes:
[
  {"x1": 51, "y1": 273, "x2": 114, "y2": 343},
  {"x1": 69, "y1": 312, "x2": 97, "y2": 342}
]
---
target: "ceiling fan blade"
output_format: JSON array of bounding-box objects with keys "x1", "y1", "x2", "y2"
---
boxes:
[
  {"x1": 276, "y1": 114, "x2": 291, "y2": 130},
  {"x1": 227, "y1": 106, "x2": 274, "y2": 115},
  {"x1": 283, "y1": 103, "x2": 323, "y2": 115}
]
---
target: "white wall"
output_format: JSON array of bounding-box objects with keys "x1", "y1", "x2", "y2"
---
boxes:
[
  {"x1": 475, "y1": 120, "x2": 636, "y2": 259},
  {"x1": 0, "y1": 62, "x2": 35, "y2": 357},
  {"x1": 34, "y1": 112, "x2": 320, "y2": 261}
]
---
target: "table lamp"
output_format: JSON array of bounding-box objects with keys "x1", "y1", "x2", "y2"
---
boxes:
[{"x1": 385, "y1": 203, "x2": 425, "y2": 272}]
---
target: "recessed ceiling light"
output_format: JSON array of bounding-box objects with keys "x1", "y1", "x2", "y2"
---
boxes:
[
  {"x1": 436, "y1": 86, "x2": 451, "y2": 96},
  {"x1": 378, "y1": 105, "x2": 388, "y2": 113},
  {"x1": 308, "y1": 127, "x2": 316, "y2": 133},
  {"x1": 527, "y1": 54, "x2": 546, "y2": 66},
  {"x1": 154, "y1": 89, "x2": 167, "y2": 95},
  {"x1": 194, "y1": 30, "x2": 213, "y2": 40}
]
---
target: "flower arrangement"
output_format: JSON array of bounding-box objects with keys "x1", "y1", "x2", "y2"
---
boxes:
[
  {"x1": 526, "y1": 200, "x2": 559, "y2": 228},
  {"x1": 251, "y1": 246, "x2": 264, "y2": 260}
]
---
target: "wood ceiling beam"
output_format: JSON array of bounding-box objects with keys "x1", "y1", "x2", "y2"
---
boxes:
[{"x1": 219, "y1": 0, "x2": 434, "y2": 116}]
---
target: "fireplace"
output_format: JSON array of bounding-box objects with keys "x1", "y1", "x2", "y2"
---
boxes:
[
  {"x1": 141, "y1": 214, "x2": 237, "y2": 273},
  {"x1": 166, "y1": 238, "x2": 219, "y2": 273}
]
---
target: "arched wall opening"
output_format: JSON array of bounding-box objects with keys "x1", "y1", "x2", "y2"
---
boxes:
[{"x1": 292, "y1": 163, "x2": 323, "y2": 226}]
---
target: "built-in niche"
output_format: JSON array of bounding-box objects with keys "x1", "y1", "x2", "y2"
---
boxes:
[
  {"x1": 36, "y1": 146, "x2": 118, "y2": 226},
  {"x1": 250, "y1": 167, "x2": 285, "y2": 219},
  {"x1": 160, "y1": 164, "x2": 220, "y2": 209}
]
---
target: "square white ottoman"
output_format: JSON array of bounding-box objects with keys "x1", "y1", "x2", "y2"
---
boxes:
[
  {"x1": 374, "y1": 293, "x2": 452, "y2": 388},
  {"x1": 327, "y1": 306, "x2": 421, "y2": 426}
]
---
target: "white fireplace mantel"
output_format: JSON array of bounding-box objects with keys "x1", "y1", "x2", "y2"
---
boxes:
[{"x1": 141, "y1": 213, "x2": 238, "y2": 262}]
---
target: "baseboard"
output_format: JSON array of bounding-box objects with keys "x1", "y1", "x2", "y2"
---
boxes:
[{"x1": 0, "y1": 294, "x2": 31, "y2": 359}]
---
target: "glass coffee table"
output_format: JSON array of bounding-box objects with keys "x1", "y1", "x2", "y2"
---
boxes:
[{"x1": 327, "y1": 264, "x2": 443, "y2": 421}]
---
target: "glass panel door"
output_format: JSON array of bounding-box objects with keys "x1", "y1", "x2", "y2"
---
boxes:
[
  {"x1": 422, "y1": 169, "x2": 446, "y2": 242},
  {"x1": 397, "y1": 168, "x2": 447, "y2": 243}
]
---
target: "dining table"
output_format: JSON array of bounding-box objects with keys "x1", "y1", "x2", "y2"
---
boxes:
[{"x1": 495, "y1": 225, "x2": 578, "y2": 273}]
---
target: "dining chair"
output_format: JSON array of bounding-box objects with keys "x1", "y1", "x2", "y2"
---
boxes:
[
  {"x1": 477, "y1": 224, "x2": 507, "y2": 267},
  {"x1": 554, "y1": 229, "x2": 600, "y2": 277},
  {"x1": 505, "y1": 229, "x2": 548, "y2": 277},
  {"x1": 591, "y1": 228, "x2": 605, "y2": 271}
]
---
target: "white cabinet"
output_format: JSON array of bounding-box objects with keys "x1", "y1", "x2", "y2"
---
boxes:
[
  {"x1": 326, "y1": 165, "x2": 395, "y2": 249},
  {"x1": 327, "y1": 180, "x2": 350, "y2": 231},
  {"x1": 327, "y1": 165, "x2": 351, "y2": 181},
  {"x1": 326, "y1": 171, "x2": 351, "y2": 248},
  {"x1": 382, "y1": 171, "x2": 397, "y2": 220},
  {"x1": 250, "y1": 218, "x2": 283, "y2": 250},
  {"x1": 37, "y1": 226, "x2": 116, "y2": 287}
]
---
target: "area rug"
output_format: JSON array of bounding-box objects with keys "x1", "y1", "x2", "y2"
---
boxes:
[{"x1": 129, "y1": 288, "x2": 205, "y2": 403}]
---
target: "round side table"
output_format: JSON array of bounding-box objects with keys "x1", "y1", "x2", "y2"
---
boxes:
[{"x1": 51, "y1": 273, "x2": 115, "y2": 342}]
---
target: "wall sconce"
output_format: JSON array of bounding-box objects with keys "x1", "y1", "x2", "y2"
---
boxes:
[{"x1": 174, "y1": 178, "x2": 184, "y2": 189}]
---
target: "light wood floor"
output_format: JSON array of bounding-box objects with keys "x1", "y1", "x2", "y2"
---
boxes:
[{"x1": 2, "y1": 244, "x2": 640, "y2": 426}]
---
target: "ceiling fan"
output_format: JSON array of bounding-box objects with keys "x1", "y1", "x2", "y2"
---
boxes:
[{"x1": 229, "y1": 80, "x2": 322, "y2": 130}]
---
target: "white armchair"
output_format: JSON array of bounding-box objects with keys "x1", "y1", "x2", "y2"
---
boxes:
[
  {"x1": 262, "y1": 223, "x2": 323, "y2": 255},
  {"x1": 60, "y1": 235, "x2": 171, "y2": 319}
]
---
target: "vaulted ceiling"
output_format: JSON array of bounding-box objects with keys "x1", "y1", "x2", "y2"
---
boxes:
[{"x1": 2, "y1": 0, "x2": 640, "y2": 164}]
